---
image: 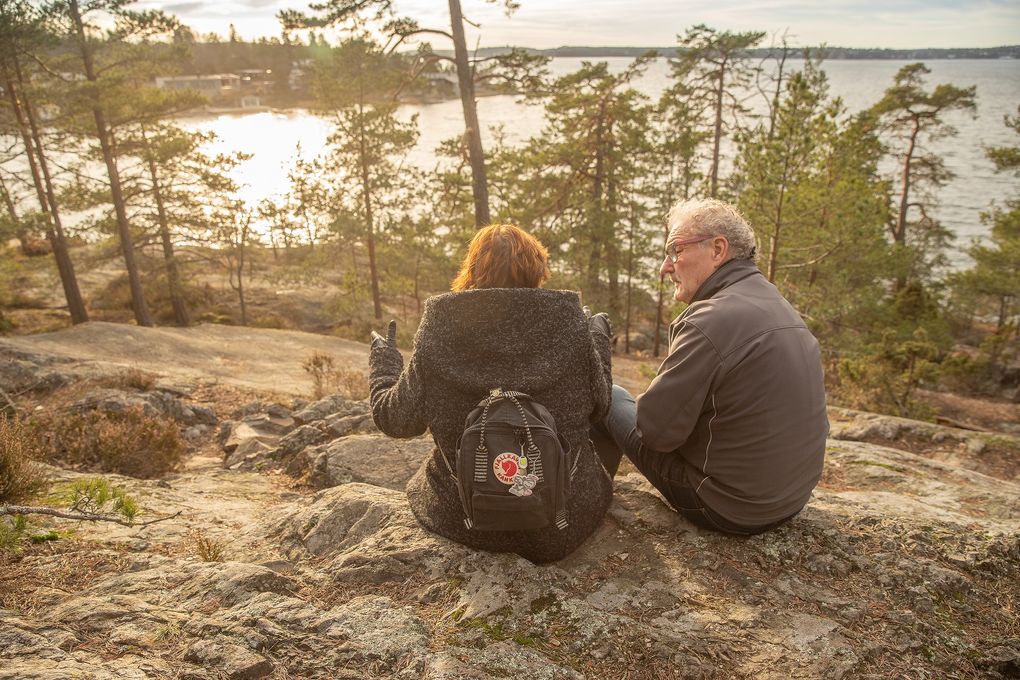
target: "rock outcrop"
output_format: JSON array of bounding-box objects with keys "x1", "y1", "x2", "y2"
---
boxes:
[
  {"x1": 2, "y1": 332, "x2": 1018, "y2": 679},
  {"x1": 3, "y1": 425, "x2": 1018, "y2": 679}
]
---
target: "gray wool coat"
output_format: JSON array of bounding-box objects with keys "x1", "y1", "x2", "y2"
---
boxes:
[{"x1": 368, "y1": 288, "x2": 614, "y2": 564}]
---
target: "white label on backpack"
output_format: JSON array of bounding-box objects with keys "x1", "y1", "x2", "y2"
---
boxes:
[{"x1": 493, "y1": 452, "x2": 522, "y2": 484}]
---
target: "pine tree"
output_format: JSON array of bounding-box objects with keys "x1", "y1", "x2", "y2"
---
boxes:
[
  {"x1": 492, "y1": 57, "x2": 655, "y2": 314},
  {"x1": 0, "y1": 0, "x2": 88, "y2": 323},
  {"x1": 733, "y1": 57, "x2": 890, "y2": 339},
  {"x1": 310, "y1": 37, "x2": 418, "y2": 321},
  {"x1": 870, "y1": 63, "x2": 976, "y2": 291},
  {"x1": 948, "y1": 107, "x2": 1020, "y2": 387},
  {"x1": 279, "y1": 0, "x2": 538, "y2": 228},
  {"x1": 669, "y1": 24, "x2": 766, "y2": 198},
  {"x1": 45, "y1": 0, "x2": 184, "y2": 326}
]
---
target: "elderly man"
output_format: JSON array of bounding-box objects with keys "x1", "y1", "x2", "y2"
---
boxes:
[{"x1": 602, "y1": 198, "x2": 828, "y2": 535}]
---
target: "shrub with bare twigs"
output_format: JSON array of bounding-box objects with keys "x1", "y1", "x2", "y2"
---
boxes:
[
  {"x1": 28, "y1": 406, "x2": 184, "y2": 478},
  {"x1": 302, "y1": 351, "x2": 369, "y2": 401},
  {"x1": 0, "y1": 417, "x2": 48, "y2": 504}
]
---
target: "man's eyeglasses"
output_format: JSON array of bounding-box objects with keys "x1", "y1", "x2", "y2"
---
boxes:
[{"x1": 664, "y1": 235, "x2": 712, "y2": 263}]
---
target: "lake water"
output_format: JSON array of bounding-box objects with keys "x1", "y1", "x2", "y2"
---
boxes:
[{"x1": 181, "y1": 58, "x2": 1020, "y2": 269}]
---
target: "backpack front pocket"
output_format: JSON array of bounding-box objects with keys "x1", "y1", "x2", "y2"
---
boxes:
[{"x1": 468, "y1": 486, "x2": 552, "y2": 531}]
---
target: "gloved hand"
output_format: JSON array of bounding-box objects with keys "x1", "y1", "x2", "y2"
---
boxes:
[
  {"x1": 582, "y1": 306, "x2": 612, "y2": 337},
  {"x1": 370, "y1": 319, "x2": 397, "y2": 351}
]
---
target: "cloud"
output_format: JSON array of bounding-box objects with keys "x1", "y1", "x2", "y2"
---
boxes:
[{"x1": 144, "y1": 0, "x2": 1020, "y2": 48}]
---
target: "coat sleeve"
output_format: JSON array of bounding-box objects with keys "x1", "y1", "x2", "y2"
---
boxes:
[
  {"x1": 588, "y1": 326, "x2": 614, "y2": 423},
  {"x1": 634, "y1": 320, "x2": 721, "y2": 452},
  {"x1": 369, "y1": 344, "x2": 429, "y2": 438}
]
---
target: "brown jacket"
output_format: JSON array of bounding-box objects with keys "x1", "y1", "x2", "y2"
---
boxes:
[{"x1": 636, "y1": 259, "x2": 828, "y2": 526}]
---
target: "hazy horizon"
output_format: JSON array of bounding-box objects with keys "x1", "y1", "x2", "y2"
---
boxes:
[{"x1": 139, "y1": 1, "x2": 1020, "y2": 51}]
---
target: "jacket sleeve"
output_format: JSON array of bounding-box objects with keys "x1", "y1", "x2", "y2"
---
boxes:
[
  {"x1": 369, "y1": 344, "x2": 429, "y2": 438},
  {"x1": 588, "y1": 325, "x2": 614, "y2": 423},
  {"x1": 635, "y1": 320, "x2": 720, "y2": 452}
]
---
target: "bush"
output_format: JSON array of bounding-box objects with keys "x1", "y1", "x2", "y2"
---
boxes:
[
  {"x1": 96, "y1": 368, "x2": 158, "y2": 392},
  {"x1": 0, "y1": 416, "x2": 48, "y2": 504},
  {"x1": 939, "y1": 352, "x2": 994, "y2": 394},
  {"x1": 831, "y1": 330, "x2": 940, "y2": 420},
  {"x1": 302, "y1": 351, "x2": 369, "y2": 401},
  {"x1": 29, "y1": 406, "x2": 184, "y2": 478}
]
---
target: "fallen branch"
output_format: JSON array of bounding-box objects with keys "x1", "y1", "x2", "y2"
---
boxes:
[{"x1": 0, "y1": 505, "x2": 181, "y2": 527}]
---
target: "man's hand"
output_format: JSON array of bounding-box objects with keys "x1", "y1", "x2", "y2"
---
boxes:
[
  {"x1": 582, "y1": 306, "x2": 612, "y2": 337},
  {"x1": 370, "y1": 320, "x2": 397, "y2": 351}
]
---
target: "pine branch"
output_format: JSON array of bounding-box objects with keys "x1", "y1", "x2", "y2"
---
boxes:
[{"x1": 0, "y1": 505, "x2": 181, "y2": 527}]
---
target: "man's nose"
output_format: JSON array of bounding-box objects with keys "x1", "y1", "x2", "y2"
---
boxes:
[{"x1": 659, "y1": 257, "x2": 673, "y2": 278}]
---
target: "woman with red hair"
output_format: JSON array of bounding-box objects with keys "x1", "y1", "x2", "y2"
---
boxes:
[{"x1": 368, "y1": 224, "x2": 615, "y2": 563}]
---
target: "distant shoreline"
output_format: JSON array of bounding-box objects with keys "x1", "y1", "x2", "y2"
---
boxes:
[{"x1": 430, "y1": 45, "x2": 1020, "y2": 60}]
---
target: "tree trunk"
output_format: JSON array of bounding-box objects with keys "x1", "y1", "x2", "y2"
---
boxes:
[
  {"x1": 623, "y1": 206, "x2": 635, "y2": 355},
  {"x1": 588, "y1": 101, "x2": 607, "y2": 294},
  {"x1": 231, "y1": 218, "x2": 250, "y2": 326},
  {"x1": 0, "y1": 174, "x2": 29, "y2": 254},
  {"x1": 414, "y1": 251, "x2": 422, "y2": 315},
  {"x1": 69, "y1": 0, "x2": 152, "y2": 326},
  {"x1": 448, "y1": 0, "x2": 490, "y2": 227},
  {"x1": 895, "y1": 119, "x2": 920, "y2": 246},
  {"x1": 358, "y1": 119, "x2": 383, "y2": 320},
  {"x1": 652, "y1": 223, "x2": 671, "y2": 358},
  {"x1": 709, "y1": 60, "x2": 727, "y2": 198},
  {"x1": 891, "y1": 118, "x2": 920, "y2": 292},
  {"x1": 142, "y1": 128, "x2": 190, "y2": 326},
  {"x1": 653, "y1": 279, "x2": 665, "y2": 358},
  {"x1": 766, "y1": 47, "x2": 789, "y2": 141},
  {"x1": 766, "y1": 157, "x2": 791, "y2": 283},
  {"x1": 606, "y1": 136, "x2": 620, "y2": 315},
  {"x1": 2, "y1": 66, "x2": 88, "y2": 324}
]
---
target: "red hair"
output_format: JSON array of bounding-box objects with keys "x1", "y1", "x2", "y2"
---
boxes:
[{"x1": 451, "y1": 224, "x2": 550, "y2": 291}]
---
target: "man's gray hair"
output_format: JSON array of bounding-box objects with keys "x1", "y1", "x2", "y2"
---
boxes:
[{"x1": 667, "y1": 198, "x2": 758, "y2": 261}]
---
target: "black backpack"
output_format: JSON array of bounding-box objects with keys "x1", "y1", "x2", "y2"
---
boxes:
[{"x1": 446, "y1": 388, "x2": 572, "y2": 532}]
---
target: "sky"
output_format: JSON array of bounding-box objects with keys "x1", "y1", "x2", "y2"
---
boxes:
[{"x1": 142, "y1": 0, "x2": 1020, "y2": 49}]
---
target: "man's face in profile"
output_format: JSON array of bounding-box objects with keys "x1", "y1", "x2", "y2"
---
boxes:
[{"x1": 660, "y1": 222, "x2": 720, "y2": 304}]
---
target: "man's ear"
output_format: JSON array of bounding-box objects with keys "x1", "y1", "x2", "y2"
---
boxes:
[{"x1": 712, "y1": 236, "x2": 730, "y2": 263}]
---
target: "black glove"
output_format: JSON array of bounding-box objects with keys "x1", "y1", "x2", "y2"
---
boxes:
[
  {"x1": 582, "y1": 306, "x2": 612, "y2": 337},
  {"x1": 370, "y1": 320, "x2": 397, "y2": 351}
]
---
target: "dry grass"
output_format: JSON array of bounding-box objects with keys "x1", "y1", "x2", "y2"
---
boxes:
[
  {"x1": 0, "y1": 416, "x2": 49, "y2": 504},
  {"x1": 28, "y1": 406, "x2": 185, "y2": 478},
  {"x1": 191, "y1": 531, "x2": 227, "y2": 562},
  {"x1": 302, "y1": 351, "x2": 369, "y2": 401},
  {"x1": 95, "y1": 368, "x2": 159, "y2": 392},
  {"x1": 0, "y1": 540, "x2": 132, "y2": 616}
]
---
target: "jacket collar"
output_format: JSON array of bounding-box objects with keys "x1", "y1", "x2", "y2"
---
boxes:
[{"x1": 690, "y1": 258, "x2": 762, "y2": 304}]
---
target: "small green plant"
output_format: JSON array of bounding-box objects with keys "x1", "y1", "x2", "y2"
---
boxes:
[
  {"x1": 0, "y1": 517, "x2": 24, "y2": 552},
  {"x1": 59, "y1": 478, "x2": 140, "y2": 522},
  {"x1": 0, "y1": 416, "x2": 49, "y2": 504},
  {"x1": 0, "y1": 515, "x2": 66, "y2": 553},
  {"x1": 152, "y1": 622, "x2": 184, "y2": 644},
  {"x1": 637, "y1": 363, "x2": 658, "y2": 381},
  {"x1": 2, "y1": 477, "x2": 174, "y2": 542}
]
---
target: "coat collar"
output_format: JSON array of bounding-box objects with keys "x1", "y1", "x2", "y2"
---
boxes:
[{"x1": 690, "y1": 258, "x2": 762, "y2": 304}]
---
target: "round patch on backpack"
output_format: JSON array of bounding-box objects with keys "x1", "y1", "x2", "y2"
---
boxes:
[{"x1": 493, "y1": 452, "x2": 522, "y2": 485}]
